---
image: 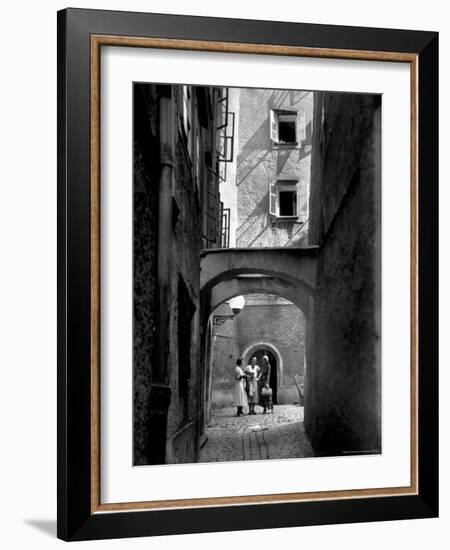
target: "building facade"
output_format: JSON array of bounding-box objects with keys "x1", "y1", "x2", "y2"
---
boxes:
[
  {"x1": 134, "y1": 82, "x2": 381, "y2": 462},
  {"x1": 221, "y1": 87, "x2": 314, "y2": 248},
  {"x1": 208, "y1": 88, "x2": 314, "y2": 411},
  {"x1": 305, "y1": 91, "x2": 382, "y2": 455},
  {"x1": 133, "y1": 83, "x2": 228, "y2": 465},
  {"x1": 210, "y1": 294, "x2": 305, "y2": 408}
]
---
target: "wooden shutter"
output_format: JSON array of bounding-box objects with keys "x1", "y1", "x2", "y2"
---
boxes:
[
  {"x1": 269, "y1": 109, "x2": 278, "y2": 142},
  {"x1": 182, "y1": 86, "x2": 189, "y2": 133},
  {"x1": 269, "y1": 182, "x2": 277, "y2": 216},
  {"x1": 297, "y1": 110, "x2": 306, "y2": 143}
]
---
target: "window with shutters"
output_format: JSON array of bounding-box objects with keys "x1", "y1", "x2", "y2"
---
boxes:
[{"x1": 269, "y1": 109, "x2": 306, "y2": 146}]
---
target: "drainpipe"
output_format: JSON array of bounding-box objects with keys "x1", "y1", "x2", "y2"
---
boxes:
[{"x1": 148, "y1": 85, "x2": 173, "y2": 464}]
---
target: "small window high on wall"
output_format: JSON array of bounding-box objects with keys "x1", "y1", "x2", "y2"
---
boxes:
[
  {"x1": 279, "y1": 188, "x2": 297, "y2": 216},
  {"x1": 269, "y1": 180, "x2": 297, "y2": 219},
  {"x1": 270, "y1": 109, "x2": 306, "y2": 146}
]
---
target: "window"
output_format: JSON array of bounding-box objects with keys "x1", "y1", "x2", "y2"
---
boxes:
[
  {"x1": 278, "y1": 113, "x2": 296, "y2": 143},
  {"x1": 270, "y1": 109, "x2": 306, "y2": 145},
  {"x1": 269, "y1": 180, "x2": 308, "y2": 221},
  {"x1": 279, "y1": 189, "x2": 297, "y2": 216}
]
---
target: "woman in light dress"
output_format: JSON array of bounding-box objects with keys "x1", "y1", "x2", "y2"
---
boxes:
[
  {"x1": 233, "y1": 358, "x2": 248, "y2": 417},
  {"x1": 245, "y1": 357, "x2": 261, "y2": 415}
]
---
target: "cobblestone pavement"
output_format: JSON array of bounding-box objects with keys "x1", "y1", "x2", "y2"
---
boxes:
[{"x1": 199, "y1": 404, "x2": 314, "y2": 463}]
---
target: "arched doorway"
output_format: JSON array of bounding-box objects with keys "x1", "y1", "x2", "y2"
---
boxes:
[
  {"x1": 200, "y1": 267, "x2": 313, "y2": 425},
  {"x1": 205, "y1": 290, "x2": 307, "y2": 415},
  {"x1": 242, "y1": 342, "x2": 283, "y2": 406}
]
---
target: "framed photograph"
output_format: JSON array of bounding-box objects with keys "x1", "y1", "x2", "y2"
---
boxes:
[{"x1": 57, "y1": 8, "x2": 438, "y2": 541}]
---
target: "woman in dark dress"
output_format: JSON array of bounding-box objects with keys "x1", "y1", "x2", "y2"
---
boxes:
[{"x1": 258, "y1": 355, "x2": 271, "y2": 403}]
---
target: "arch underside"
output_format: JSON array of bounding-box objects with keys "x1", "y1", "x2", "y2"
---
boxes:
[
  {"x1": 200, "y1": 247, "x2": 317, "y2": 321},
  {"x1": 200, "y1": 247, "x2": 318, "y2": 292},
  {"x1": 208, "y1": 275, "x2": 310, "y2": 318}
]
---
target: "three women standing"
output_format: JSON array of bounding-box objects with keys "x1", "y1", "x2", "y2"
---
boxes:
[{"x1": 233, "y1": 355, "x2": 272, "y2": 416}]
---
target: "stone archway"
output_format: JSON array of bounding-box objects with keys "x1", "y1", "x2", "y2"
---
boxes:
[
  {"x1": 242, "y1": 342, "x2": 283, "y2": 380},
  {"x1": 200, "y1": 247, "x2": 316, "y2": 428},
  {"x1": 200, "y1": 247, "x2": 318, "y2": 295}
]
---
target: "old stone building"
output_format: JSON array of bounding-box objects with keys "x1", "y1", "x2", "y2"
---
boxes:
[
  {"x1": 205, "y1": 87, "x2": 381, "y2": 458},
  {"x1": 207, "y1": 88, "x2": 314, "y2": 412},
  {"x1": 134, "y1": 81, "x2": 381, "y2": 464},
  {"x1": 305, "y1": 91, "x2": 382, "y2": 456},
  {"x1": 211, "y1": 294, "x2": 305, "y2": 407},
  {"x1": 220, "y1": 87, "x2": 313, "y2": 248},
  {"x1": 133, "y1": 83, "x2": 228, "y2": 465}
]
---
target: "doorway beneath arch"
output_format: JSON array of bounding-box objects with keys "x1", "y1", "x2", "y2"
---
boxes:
[
  {"x1": 200, "y1": 290, "x2": 312, "y2": 462},
  {"x1": 206, "y1": 292, "x2": 305, "y2": 413}
]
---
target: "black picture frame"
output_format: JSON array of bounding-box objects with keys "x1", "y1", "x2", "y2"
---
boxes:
[{"x1": 57, "y1": 7, "x2": 438, "y2": 541}]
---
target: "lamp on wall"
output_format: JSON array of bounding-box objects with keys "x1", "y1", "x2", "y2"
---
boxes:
[
  {"x1": 213, "y1": 295, "x2": 245, "y2": 326},
  {"x1": 228, "y1": 295, "x2": 245, "y2": 314}
]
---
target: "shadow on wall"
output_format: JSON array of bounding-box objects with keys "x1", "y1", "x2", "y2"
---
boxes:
[
  {"x1": 236, "y1": 191, "x2": 308, "y2": 248},
  {"x1": 236, "y1": 117, "x2": 271, "y2": 184},
  {"x1": 236, "y1": 118, "x2": 312, "y2": 186},
  {"x1": 237, "y1": 150, "x2": 272, "y2": 186},
  {"x1": 268, "y1": 89, "x2": 311, "y2": 110},
  {"x1": 236, "y1": 192, "x2": 270, "y2": 242}
]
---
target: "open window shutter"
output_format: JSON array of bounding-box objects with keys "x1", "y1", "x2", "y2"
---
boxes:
[
  {"x1": 269, "y1": 182, "x2": 277, "y2": 216},
  {"x1": 297, "y1": 110, "x2": 306, "y2": 143},
  {"x1": 182, "y1": 86, "x2": 189, "y2": 132},
  {"x1": 269, "y1": 109, "x2": 278, "y2": 142},
  {"x1": 297, "y1": 183, "x2": 308, "y2": 222},
  {"x1": 194, "y1": 129, "x2": 200, "y2": 190}
]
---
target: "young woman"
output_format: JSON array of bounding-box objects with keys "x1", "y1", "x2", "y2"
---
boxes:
[
  {"x1": 245, "y1": 357, "x2": 261, "y2": 415},
  {"x1": 232, "y1": 358, "x2": 248, "y2": 417}
]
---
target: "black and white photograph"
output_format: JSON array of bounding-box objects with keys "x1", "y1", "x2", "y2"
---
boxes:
[
  {"x1": 133, "y1": 83, "x2": 381, "y2": 466},
  {"x1": 0, "y1": 0, "x2": 444, "y2": 544}
]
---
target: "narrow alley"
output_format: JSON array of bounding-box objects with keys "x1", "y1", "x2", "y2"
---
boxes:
[
  {"x1": 133, "y1": 83, "x2": 382, "y2": 466},
  {"x1": 200, "y1": 405, "x2": 314, "y2": 462}
]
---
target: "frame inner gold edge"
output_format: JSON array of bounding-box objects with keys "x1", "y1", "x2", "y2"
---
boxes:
[{"x1": 89, "y1": 34, "x2": 420, "y2": 514}]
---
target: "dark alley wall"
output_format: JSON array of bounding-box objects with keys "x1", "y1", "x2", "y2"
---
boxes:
[
  {"x1": 133, "y1": 83, "x2": 224, "y2": 465},
  {"x1": 306, "y1": 92, "x2": 382, "y2": 456},
  {"x1": 133, "y1": 84, "x2": 159, "y2": 465},
  {"x1": 164, "y1": 84, "x2": 203, "y2": 464}
]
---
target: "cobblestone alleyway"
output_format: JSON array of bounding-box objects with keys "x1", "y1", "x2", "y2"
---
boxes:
[{"x1": 199, "y1": 405, "x2": 315, "y2": 462}]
